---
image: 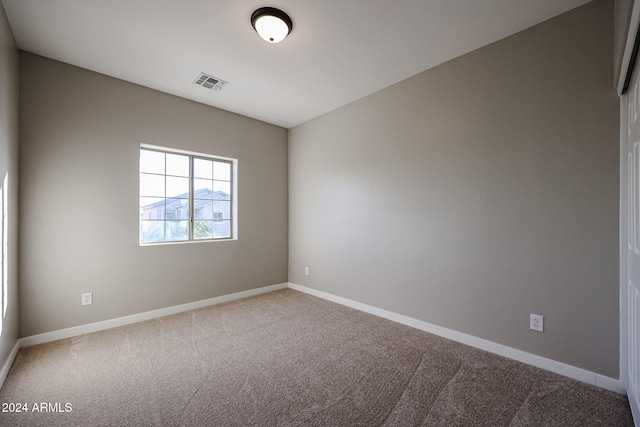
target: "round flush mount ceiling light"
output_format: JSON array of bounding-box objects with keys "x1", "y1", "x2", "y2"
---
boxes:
[{"x1": 251, "y1": 7, "x2": 293, "y2": 43}]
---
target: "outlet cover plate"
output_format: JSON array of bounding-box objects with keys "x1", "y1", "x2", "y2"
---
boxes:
[
  {"x1": 530, "y1": 313, "x2": 544, "y2": 332},
  {"x1": 81, "y1": 292, "x2": 93, "y2": 306}
]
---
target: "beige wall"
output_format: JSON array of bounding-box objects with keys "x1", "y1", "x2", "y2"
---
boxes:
[
  {"x1": 289, "y1": 0, "x2": 620, "y2": 377},
  {"x1": 0, "y1": 2, "x2": 19, "y2": 368},
  {"x1": 18, "y1": 53, "x2": 288, "y2": 337}
]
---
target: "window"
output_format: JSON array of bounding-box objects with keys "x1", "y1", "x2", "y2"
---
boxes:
[{"x1": 139, "y1": 146, "x2": 235, "y2": 244}]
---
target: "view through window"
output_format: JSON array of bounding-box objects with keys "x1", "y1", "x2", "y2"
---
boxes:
[{"x1": 139, "y1": 147, "x2": 234, "y2": 244}]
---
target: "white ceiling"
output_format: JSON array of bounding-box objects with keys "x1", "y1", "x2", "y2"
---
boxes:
[{"x1": 2, "y1": 0, "x2": 592, "y2": 129}]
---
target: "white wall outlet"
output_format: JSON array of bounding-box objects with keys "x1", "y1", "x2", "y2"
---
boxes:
[
  {"x1": 530, "y1": 313, "x2": 544, "y2": 332},
  {"x1": 81, "y1": 292, "x2": 93, "y2": 306},
  {"x1": 304, "y1": 266, "x2": 309, "y2": 276}
]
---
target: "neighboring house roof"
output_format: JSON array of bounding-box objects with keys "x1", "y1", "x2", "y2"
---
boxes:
[{"x1": 141, "y1": 189, "x2": 229, "y2": 209}]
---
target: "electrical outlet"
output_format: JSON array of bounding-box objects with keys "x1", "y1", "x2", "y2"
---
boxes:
[
  {"x1": 530, "y1": 313, "x2": 544, "y2": 332},
  {"x1": 81, "y1": 292, "x2": 93, "y2": 306},
  {"x1": 305, "y1": 266, "x2": 309, "y2": 276}
]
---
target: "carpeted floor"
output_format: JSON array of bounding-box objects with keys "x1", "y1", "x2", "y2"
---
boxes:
[{"x1": 0, "y1": 289, "x2": 634, "y2": 426}]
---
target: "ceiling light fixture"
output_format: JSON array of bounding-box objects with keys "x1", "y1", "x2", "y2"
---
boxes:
[{"x1": 251, "y1": 7, "x2": 293, "y2": 44}]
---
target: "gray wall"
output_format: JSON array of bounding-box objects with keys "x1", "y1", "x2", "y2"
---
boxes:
[
  {"x1": 19, "y1": 53, "x2": 288, "y2": 337},
  {"x1": 0, "y1": 2, "x2": 19, "y2": 368},
  {"x1": 289, "y1": 0, "x2": 620, "y2": 377}
]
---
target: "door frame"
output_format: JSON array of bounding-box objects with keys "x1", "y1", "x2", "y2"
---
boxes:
[{"x1": 618, "y1": 2, "x2": 640, "y2": 423}]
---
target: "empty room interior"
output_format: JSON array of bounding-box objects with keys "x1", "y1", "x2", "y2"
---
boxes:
[{"x1": 0, "y1": 0, "x2": 639, "y2": 425}]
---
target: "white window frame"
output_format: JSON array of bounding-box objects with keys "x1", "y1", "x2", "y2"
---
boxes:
[{"x1": 139, "y1": 144, "x2": 238, "y2": 245}]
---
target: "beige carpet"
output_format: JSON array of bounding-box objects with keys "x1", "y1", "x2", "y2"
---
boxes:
[{"x1": 0, "y1": 289, "x2": 634, "y2": 426}]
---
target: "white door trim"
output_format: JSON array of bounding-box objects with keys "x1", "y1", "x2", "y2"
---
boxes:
[
  {"x1": 621, "y1": 88, "x2": 629, "y2": 397},
  {"x1": 617, "y1": 1, "x2": 640, "y2": 96},
  {"x1": 620, "y1": 3, "x2": 640, "y2": 422}
]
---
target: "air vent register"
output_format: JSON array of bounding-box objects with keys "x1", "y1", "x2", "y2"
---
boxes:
[{"x1": 193, "y1": 73, "x2": 228, "y2": 92}]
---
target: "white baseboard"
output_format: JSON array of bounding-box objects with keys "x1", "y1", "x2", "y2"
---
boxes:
[
  {"x1": 288, "y1": 282, "x2": 624, "y2": 395},
  {"x1": 0, "y1": 283, "x2": 288, "y2": 390},
  {"x1": 3, "y1": 282, "x2": 623, "y2": 396},
  {"x1": 0, "y1": 340, "x2": 20, "y2": 388},
  {"x1": 19, "y1": 283, "x2": 288, "y2": 348}
]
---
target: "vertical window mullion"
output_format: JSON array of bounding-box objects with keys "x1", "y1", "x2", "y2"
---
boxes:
[
  {"x1": 226, "y1": 159, "x2": 233, "y2": 240},
  {"x1": 164, "y1": 155, "x2": 168, "y2": 242},
  {"x1": 189, "y1": 156, "x2": 194, "y2": 241}
]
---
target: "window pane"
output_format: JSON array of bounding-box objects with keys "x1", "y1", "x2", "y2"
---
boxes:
[
  {"x1": 166, "y1": 221, "x2": 189, "y2": 241},
  {"x1": 213, "y1": 220, "x2": 231, "y2": 238},
  {"x1": 194, "y1": 200, "x2": 212, "y2": 219},
  {"x1": 140, "y1": 221, "x2": 165, "y2": 243},
  {"x1": 213, "y1": 161, "x2": 231, "y2": 181},
  {"x1": 194, "y1": 220, "x2": 213, "y2": 239},
  {"x1": 140, "y1": 173, "x2": 165, "y2": 197},
  {"x1": 140, "y1": 197, "x2": 165, "y2": 220},
  {"x1": 166, "y1": 153, "x2": 189, "y2": 177},
  {"x1": 166, "y1": 176, "x2": 189, "y2": 199},
  {"x1": 213, "y1": 181, "x2": 230, "y2": 199},
  {"x1": 166, "y1": 198, "x2": 190, "y2": 219},
  {"x1": 213, "y1": 200, "x2": 231, "y2": 219},
  {"x1": 140, "y1": 150, "x2": 165, "y2": 174},
  {"x1": 194, "y1": 158, "x2": 213, "y2": 179},
  {"x1": 194, "y1": 179, "x2": 213, "y2": 198}
]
